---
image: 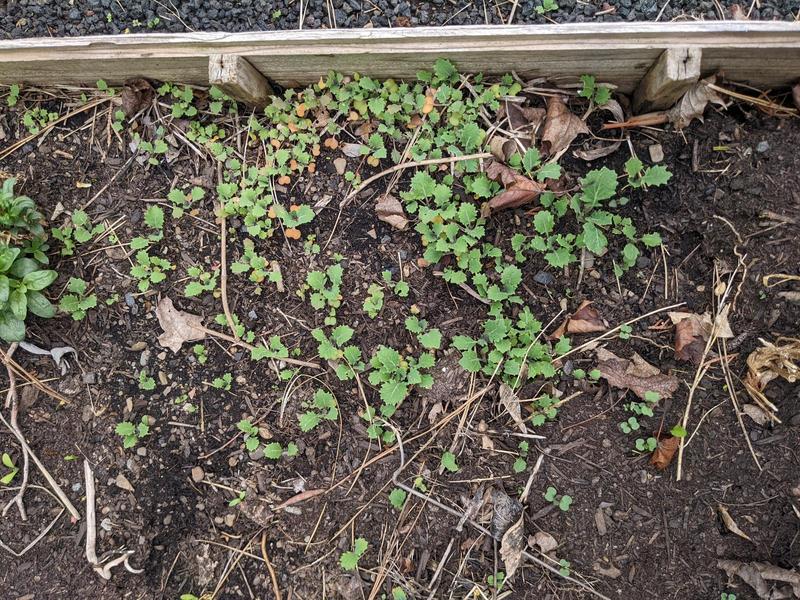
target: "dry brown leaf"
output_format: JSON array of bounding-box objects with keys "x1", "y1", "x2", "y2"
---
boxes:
[
  {"x1": 541, "y1": 96, "x2": 589, "y2": 156},
  {"x1": 743, "y1": 338, "x2": 800, "y2": 416},
  {"x1": 500, "y1": 516, "x2": 525, "y2": 580},
  {"x1": 490, "y1": 488, "x2": 522, "y2": 539},
  {"x1": 484, "y1": 160, "x2": 546, "y2": 210},
  {"x1": 156, "y1": 297, "x2": 206, "y2": 353},
  {"x1": 341, "y1": 143, "x2": 363, "y2": 158},
  {"x1": 793, "y1": 83, "x2": 800, "y2": 111},
  {"x1": 742, "y1": 403, "x2": 770, "y2": 426},
  {"x1": 573, "y1": 99, "x2": 625, "y2": 161},
  {"x1": 121, "y1": 78, "x2": 154, "y2": 117},
  {"x1": 499, "y1": 383, "x2": 528, "y2": 434},
  {"x1": 718, "y1": 560, "x2": 800, "y2": 599},
  {"x1": 650, "y1": 435, "x2": 680, "y2": 470},
  {"x1": 669, "y1": 310, "x2": 733, "y2": 363},
  {"x1": 375, "y1": 194, "x2": 408, "y2": 230},
  {"x1": 550, "y1": 300, "x2": 607, "y2": 339},
  {"x1": 488, "y1": 136, "x2": 518, "y2": 162},
  {"x1": 596, "y1": 348, "x2": 679, "y2": 400},
  {"x1": 718, "y1": 504, "x2": 752, "y2": 542},
  {"x1": 668, "y1": 76, "x2": 726, "y2": 129},
  {"x1": 529, "y1": 531, "x2": 558, "y2": 555}
]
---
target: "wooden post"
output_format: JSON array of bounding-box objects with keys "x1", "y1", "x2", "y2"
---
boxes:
[
  {"x1": 633, "y1": 47, "x2": 701, "y2": 114},
  {"x1": 208, "y1": 54, "x2": 273, "y2": 108}
]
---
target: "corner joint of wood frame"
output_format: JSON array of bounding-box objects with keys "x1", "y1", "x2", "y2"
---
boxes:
[{"x1": 632, "y1": 47, "x2": 702, "y2": 114}]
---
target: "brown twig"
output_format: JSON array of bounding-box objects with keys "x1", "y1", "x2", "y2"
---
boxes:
[
  {"x1": 260, "y1": 531, "x2": 282, "y2": 600},
  {"x1": 340, "y1": 152, "x2": 492, "y2": 207},
  {"x1": 2, "y1": 343, "x2": 29, "y2": 520}
]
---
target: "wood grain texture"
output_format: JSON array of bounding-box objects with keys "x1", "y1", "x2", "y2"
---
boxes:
[
  {"x1": 0, "y1": 23, "x2": 798, "y2": 91},
  {"x1": 633, "y1": 48, "x2": 702, "y2": 113},
  {"x1": 208, "y1": 54, "x2": 273, "y2": 107}
]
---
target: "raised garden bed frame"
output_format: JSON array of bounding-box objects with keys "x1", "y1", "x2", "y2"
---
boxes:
[{"x1": 0, "y1": 22, "x2": 798, "y2": 100}]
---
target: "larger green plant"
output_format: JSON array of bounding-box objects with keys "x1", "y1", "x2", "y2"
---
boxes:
[{"x1": 0, "y1": 180, "x2": 56, "y2": 342}]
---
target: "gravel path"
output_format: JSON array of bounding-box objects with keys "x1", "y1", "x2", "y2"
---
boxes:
[{"x1": 1, "y1": 0, "x2": 798, "y2": 39}]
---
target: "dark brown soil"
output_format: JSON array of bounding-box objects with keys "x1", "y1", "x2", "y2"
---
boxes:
[{"x1": 0, "y1": 88, "x2": 798, "y2": 600}]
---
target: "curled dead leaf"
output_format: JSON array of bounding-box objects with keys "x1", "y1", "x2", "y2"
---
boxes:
[
  {"x1": 375, "y1": 193, "x2": 408, "y2": 230},
  {"x1": 649, "y1": 435, "x2": 679, "y2": 470},
  {"x1": 499, "y1": 383, "x2": 528, "y2": 434},
  {"x1": 488, "y1": 135, "x2": 518, "y2": 162},
  {"x1": 743, "y1": 337, "x2": 800, "y2": 419},
  {"x1": 484, "y1": 160, "x2": 546, "y2": 210},
  {"x1": 500, "y1": 516, "x2": 526, "y2": 580},
  {"x1": 121, "y1": 78, "x2": 154, "y2": 117},
  {"x1": 550, "y1": 300, "x2": 607, "y2": 339},
  {"x1": 541, "y1": 96, "x2": 589, "y2": 156},
  {"x1": 669, "y1": 310, "x2": 733, "y2": 364},
  {"x1": 156, "y1": 297, "x2": 206, "y2": 353},
  {"x1": 596, "y1": 348, "x2": 679, "y2": 400},
  {"x1": 529, "y1": 531, "x2": 558, "y2": 555},
  {"x1": 718, "y1": 504, "x2": 752, "y2": 542},
  {"x1": 573, "y1": 99, "x2": 625, "y2": 161},
  {"x1": 668, "y1": 76, "x2": 727, "y2": 130},
  {"x1": 793, "y1": 83, "x2": 800, "y2": 111},
  {"x1": 717, "y1": 560, "x2": 800, "y2": 599}
]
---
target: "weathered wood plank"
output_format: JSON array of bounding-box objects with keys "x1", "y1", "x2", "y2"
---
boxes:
[
  {"x1": 0, "y1": 23, "x2": 798, "y2": 91},
  {"x1": 633, "y1": 48, "x2": 702, "y2": 113}
]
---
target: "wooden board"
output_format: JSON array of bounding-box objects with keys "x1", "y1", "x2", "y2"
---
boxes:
[{"x1": 0, "y1": 23, "x2": 798, "y2": 92}]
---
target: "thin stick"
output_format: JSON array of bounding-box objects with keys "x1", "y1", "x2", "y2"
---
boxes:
[
  {"x1": 341, "y1": 152, "x2": 492, "y2": 207},
  {"x1": 0, "y1": 362, "x2": 79, "y2": 521},
  {"x1": 198, "y1": 325, "x2": 320, "y2": 370},
  {"x1": 260, "y1": 531, "x2": 283, "y2": 600},
  {"x1": 2, "y1": 343, "x2": 28, "y2": 520},
  {"x1": 0, "y1": 96, "x2": 111, "y2": 161}
]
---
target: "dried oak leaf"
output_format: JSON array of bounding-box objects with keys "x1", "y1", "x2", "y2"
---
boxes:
[
  {"x1": 596, "y1": 348, "x2": 679, "y2": 400},
  {"x1": 667, "y1": 76, "x2": 726, "y2": 130},
  {"x1": 717, "y1": 560, "x2": 800, "y2": 599},
  {"x1": 529, "y1": 531, "x2": 558, "y2": 555},
  {"x1": 669, "y1": 310, "x2": 733, "y2": 364},
  {"x1": 375, "y1": 193, "x2": 408, "y2": 230},
  {"x1": 541, "y1": 95, "x2": 589, "y2": 156},
  {"x1": 550, "y1": 300, "x2": 607, "y2": 339},
  {"x1": 121, "y1": 78, "x2": 154, "y2": 117},
  {"x1": 650, "y1": 435, "x2": 679, "y2": 470},
  {"x1": 156, "y1": 297, "x2": 207, "y2": 353},
  {"x1": 484, "y1": 160, "x2": 546, "y2": 210},
  {"x1": 500, "y1": 516, "x2": 526, "y2": 580}
]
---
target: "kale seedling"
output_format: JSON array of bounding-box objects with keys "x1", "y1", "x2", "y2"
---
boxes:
[
  {"x1": 0, "y1": 453, "x2": 19, "y2": 485},
  {"x1": 340, "y1": 538, "x2": 368, "y2": 571},
  {"x1": 362, "y1": 283, "x2": 385, "y2": 318},
  {"x1": 212, "y1": 372, "x2": 232, "y2": 390},
  {"x1": 115, "y1": 416, "x2": 151, "y2": 448},
  {"x1": 544, "y1": 486, "x2": 573, "y2": 511},
  {"x1": 367, "y1": 345, "x2": 434, "y2": 419},
  {"x1": 388, "y1": 487, "x2": 407, "y2": 510},
  {"x1": 298, "y1": 389, "x2": 339, "y2": 432},
  {"x1": 311, "y1": 325, "x2": 365, "y2": 380},
  {"x1": 59, "y1": 277, "x2": 98, "y2": 320}
]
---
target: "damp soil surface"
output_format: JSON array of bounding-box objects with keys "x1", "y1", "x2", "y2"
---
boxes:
[{"x1": 0, "y1": 84, "x2": 799, "y2": 600}]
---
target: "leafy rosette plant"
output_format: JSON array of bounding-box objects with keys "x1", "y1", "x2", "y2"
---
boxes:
[{"x1": 0, "y1": 245, "x2": 57, "y2": 342}]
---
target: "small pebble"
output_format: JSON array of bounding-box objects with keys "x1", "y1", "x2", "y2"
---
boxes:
[
  {"x1": 533, "y1": 271, "x2": 554, "y2": 286},
  {"x1": 756, "y1": 140, "x2": 770, "y2": 153},
  {"x1": 191, "y1": 466, "x2": 205, "y2": 482},
  {"x1": 115, "y1": 473, "x2": 134, "y2": 492},
  {"x1": 648, "y1": 143, "x2": 664, "y2": 163}
]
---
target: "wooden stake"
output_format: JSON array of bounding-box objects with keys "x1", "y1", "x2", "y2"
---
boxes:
[
  {"x1": 633, "y1": 47, "x2": 702, "y2": 114},
  {"x1": 208, "y1": 54, "x2": 273, "y2": 108}
]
